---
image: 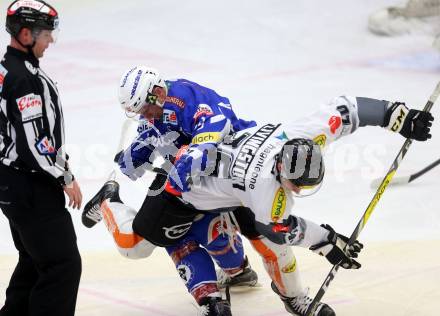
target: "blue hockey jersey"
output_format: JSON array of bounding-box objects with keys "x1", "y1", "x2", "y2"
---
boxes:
[{"x1": 119, "y1": 79, "x2": 256, "y2": 179}]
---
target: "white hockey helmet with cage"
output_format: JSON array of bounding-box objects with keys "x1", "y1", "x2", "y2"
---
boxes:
[{"x1": 118, "y1": 66, "x2": 167, "y2": 113}]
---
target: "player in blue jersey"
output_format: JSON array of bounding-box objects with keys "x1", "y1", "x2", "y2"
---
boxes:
[
  {"x1": 116, "y1": 67, "x2": 255, "y2": 190},
  {"x1": 82, "y1": 66, "x2": 258, "y2": 316}
]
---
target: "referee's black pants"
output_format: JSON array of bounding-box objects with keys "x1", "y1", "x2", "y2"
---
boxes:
[{"x1": 0, "y1": 165, "x2": 82, "y2": 316}]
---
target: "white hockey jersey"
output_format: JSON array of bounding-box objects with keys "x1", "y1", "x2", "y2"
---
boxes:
[{"x1": 182, "y1": 96, "x2": 360, "y2": 246}]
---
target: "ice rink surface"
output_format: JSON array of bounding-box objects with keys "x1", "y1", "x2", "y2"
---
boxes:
[{"x1": 0, "y1": 0, "x2": 439, "y2": 315}]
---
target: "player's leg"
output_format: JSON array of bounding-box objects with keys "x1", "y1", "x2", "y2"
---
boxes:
[
  {"x1": 82, "y1": 180, "x2": 155, "y2": 259},
  {"x1": 165, "y1": 233, "x2": 232, "y2": 316},
  {"x1": 195, "y1": 213, "x2": 258, "y2": 289},
  {"x1": 233, "y1": 207, "x2": 334, "y2": 316},
  {"x1": 102, "y1": 197, "x2": 156, "y2": 259},
  {"x1": 250, "y1": 237, "x2": 335, "y2": 316}
]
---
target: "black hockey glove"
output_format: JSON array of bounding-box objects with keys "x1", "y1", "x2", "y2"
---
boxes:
[
  {"x1": 310, "y1": 224, "x2": 363, "y2": 269},
  {"x1": 384, "y1": 102, "x2": 434, "y2": 141}
]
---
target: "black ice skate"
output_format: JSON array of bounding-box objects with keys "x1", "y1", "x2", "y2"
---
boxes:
[
  {"x1": 271, "y1": 282, "x2": 335, "y2": 316},
  {"x1": 198, "y1": 297, "x2": 232, "y2": 316},
  {"x1": 216, "y1": 256, "x2": 258, "y2": 289},
  {"x1": 82, "y1": 180, "x2": 121, "y2": 228}
]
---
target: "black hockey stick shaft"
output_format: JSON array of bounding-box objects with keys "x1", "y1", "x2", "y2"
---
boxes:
[
  {"x1": 370, "y1": 156, "x2": 440, "y2": 187},
  {"x1": 305, "y1": 81, "x2": 440, "y2": 316},
  {"x1": 408, "y1": 157, "x2": 440, "y2": 182}
]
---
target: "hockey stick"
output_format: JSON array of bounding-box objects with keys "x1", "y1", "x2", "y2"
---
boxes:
[
  {"x1": 370, "y1": 157, "x2": 440, "y2": 188},
  {"x1": 305, "y1": 81, "x2": 440, "y2": 316},
  {"x1": 107, "y1": 117, "x2": 138, "y2": 180}
]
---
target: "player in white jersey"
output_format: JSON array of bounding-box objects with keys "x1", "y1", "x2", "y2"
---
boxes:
[
  {"x1": 86, "y1": 95, "x2": 432, "y2": 316},
  {"x1": 176, "y1": 96, "x2": 433, "y2": 315}
]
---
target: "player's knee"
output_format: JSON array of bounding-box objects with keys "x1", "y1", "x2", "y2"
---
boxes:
[
  {"x1": 204, "y1": 216, "x2": 243, "y2": 254},
  {"x1": 168, "y1": 240, "x2": 199, "y2": 264},
  {"x1": 207, "y1": 233, "x2": 230, "y2": 249},
  {"x1": 250, "y1": 237, "x2": 290, "y2": 261},
  {"x1": 117, "y1": 239, "x2": 156, "y2": 259},
  {"x1": 101, "y1": 201, "x2": 151, "y2": 258}
]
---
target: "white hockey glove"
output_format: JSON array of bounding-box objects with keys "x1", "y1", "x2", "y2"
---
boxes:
[
  {"x1": 310, "y1": 224, "x2": 363, "y2": 269},
  {"x1": 384, "y1": 102, "x2": 433, "y2": 141}
]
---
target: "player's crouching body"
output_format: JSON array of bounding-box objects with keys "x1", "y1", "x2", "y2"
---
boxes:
[
  {"x1": 180, "y1": 95, "x2": 433, "y2": 316},
  {"x1": 82, "y1": 66, "x2": 260, "y2": 316}
]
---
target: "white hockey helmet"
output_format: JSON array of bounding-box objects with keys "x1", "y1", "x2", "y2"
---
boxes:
[{"x1": 118, "y1": 66, "x2": 168, "y2": 113}]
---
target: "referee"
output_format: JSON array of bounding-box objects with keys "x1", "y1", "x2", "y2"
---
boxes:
[{"x1": 0, "y1": 1, "x2": 82, "y2": 315}]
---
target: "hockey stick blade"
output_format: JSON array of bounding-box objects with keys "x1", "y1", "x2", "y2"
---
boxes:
[
  {"x1": 370, "y1": 175, "x2": 410, "y2": 188},
  {"x1": 370, "y1": 157, "x2": 440, "y2": 188},
  {"x1": 305, "y1": 81, "x2": 440, "y2": 316}
]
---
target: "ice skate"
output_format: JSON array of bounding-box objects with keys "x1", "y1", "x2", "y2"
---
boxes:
[
  {"x1": 197, "y1": 297, "x2": 232, "y2": 316},
  {"x1": 216, "y1": 256, "x2": 258, "y2": 289},
  {"x1": 271, "y1": 282, "x2": 335, "y2": 316},
  {"x1": 82, "y1": 180, "x2": 121, "y2": 228}
]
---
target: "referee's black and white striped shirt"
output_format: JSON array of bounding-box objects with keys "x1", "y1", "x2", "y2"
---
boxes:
[{"x1": 0, "y1": 46, "x2": 73, "y2": 185}]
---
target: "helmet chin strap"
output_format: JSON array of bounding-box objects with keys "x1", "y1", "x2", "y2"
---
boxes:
[
  {"x1": 273, "y1": 154, "x2": 282, "y2": 184},
  {"x1": 14, "y1": 29, "x2": 37, "y2": 58}
]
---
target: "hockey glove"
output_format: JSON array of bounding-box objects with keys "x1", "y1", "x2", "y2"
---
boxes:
[
  {"x1": 384, "y1": 102, "x2": 434, "y2": 141},
  {"x1": 168, "y1": 152, "x2": 193, "y2": 192},
  {"x1": 168, "y1": 144, "x2": 217, "y2": 192},
  {"x1": 310, "y1": 224, "x2": 363, "y2": 269}
]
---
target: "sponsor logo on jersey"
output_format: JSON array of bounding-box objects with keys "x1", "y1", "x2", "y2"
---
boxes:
[
  {"x1": 193, "y1": 104, "x2": 214, "y2": 121},
  {"x1": 35, "y1": 136, "x2": 55, "y2": 155},
  {"x1": 195, "y1": 116, "x2": 206, "y2": 130},
  {"x1": 231, "y1": 124, "x2": 280, "y2": 191},
  {"x1": 16, "y1": 93, "x2": 43, "y2": 122},
  {"x1": 165, "y1": 96, "x2": 185, "y2": 108},
  {"x1": 163, "y1": 109, "x2": 178, "y2": 125},
  {"x1": 130, "y1": 69, "x2": 143, "y2": 99},
  {"x1": 336, "y1": 105, "x2": 352, "y2": 135},
  {"x1": 137, "y1": 118, "x2": 154, "y2": 133},
  {"x1": 271, "y1": 187, "x2": 286, "y2": 222},
  {"x1": 313, "y1": 134, "x2": 326, "y2": 148},
  {"x1": 328, "y1": 115, "x2": 342, "y2": 134},
  {"x1": 249, "y1": 144, "x2": 276, "y2": 190},
  {"x1": 275, "y1": 131, "x2": 289, "y2": 141},
  {"x1": 282, "y1": 258, "x2": 297, "y2": 273},
  {"x1": 192, "y1": 132, "x2": 221, "y2": 144},
  {"x1": 0, "y1": 65, "x2": 7, "y2": 93},
  {"x1": 162, "y1": 222, "x2": 192, "y2": 239}
]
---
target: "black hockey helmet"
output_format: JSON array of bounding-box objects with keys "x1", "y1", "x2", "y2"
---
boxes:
[
  {"x1": 278, "y1": 138, "x2": 325, "y2": 195},
  {"x1": 6, "y1": 0, "x2": 59, "y2": 37}
]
